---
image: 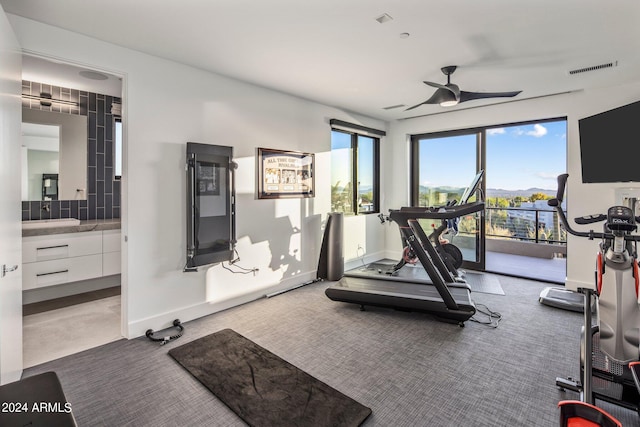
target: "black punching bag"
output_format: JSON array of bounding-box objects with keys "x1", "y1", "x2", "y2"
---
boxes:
[{"x1": 317, "y1": 212, "x2": 344, "y2": 280}]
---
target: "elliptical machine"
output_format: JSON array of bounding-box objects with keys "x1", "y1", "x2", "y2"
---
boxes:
[{"x1": 550, "y1": 174, "x2": 640, "y2": 412}]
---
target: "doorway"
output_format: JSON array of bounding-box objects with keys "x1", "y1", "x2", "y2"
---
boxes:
[
  {"x1": 20, "y1": 55, "x2": 125, "y2": 367},
  {"x1": 484, "y1": 120, "x2": 567, "y2": 283}
]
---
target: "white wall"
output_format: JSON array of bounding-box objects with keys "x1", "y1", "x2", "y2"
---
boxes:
[
  {"x1": 6, "y1": 14, "x2": 387, "y2": 338},
  {"x1": 386, "y1": 83, "x2": 640, "y2": 291}
]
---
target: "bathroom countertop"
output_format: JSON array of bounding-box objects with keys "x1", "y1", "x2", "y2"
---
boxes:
[{"x1": 22, "y1": 219, "x2": 122, "y2": 237}]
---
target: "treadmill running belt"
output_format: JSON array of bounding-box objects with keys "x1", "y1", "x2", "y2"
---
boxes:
[
  {"x1": 326, "y1": 276, "x2": 476, "y2": 324},
  {"x1": 345, "y1": 263, "x2": 470, "y2": 290}
]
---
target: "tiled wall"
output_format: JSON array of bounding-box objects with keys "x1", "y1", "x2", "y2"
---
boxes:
[{"x1": 21, "y1": 80, "x2": 121, "y2": 221}]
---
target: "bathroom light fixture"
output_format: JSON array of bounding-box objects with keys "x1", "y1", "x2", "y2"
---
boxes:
[{"x1": 22, "y1": 92, "x2": 78, "y2": 107}]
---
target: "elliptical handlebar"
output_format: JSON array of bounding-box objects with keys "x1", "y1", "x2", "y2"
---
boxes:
[{"x1": 548, "y1": 173, "x2": 640, "y2": 242}]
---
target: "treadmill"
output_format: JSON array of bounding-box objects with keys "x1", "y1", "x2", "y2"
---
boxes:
[
  {"x1": 344, "y1": 171, "x2": 484, "y2": 286},
  {"x1": 325, "y1": 173, "x2": 485, "y2": 325}
]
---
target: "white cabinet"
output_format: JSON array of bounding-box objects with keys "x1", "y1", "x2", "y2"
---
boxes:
[
  {"x1": 102, "y1": 229, "x2": 121, "y2": 277},
  {"x1": 23, "y1": 230, "x2": 121, "y2": 291}
]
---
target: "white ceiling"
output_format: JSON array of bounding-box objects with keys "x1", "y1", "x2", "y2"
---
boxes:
[{"x1": 3, "y1": 0, "x2": 640, "y2": 121}]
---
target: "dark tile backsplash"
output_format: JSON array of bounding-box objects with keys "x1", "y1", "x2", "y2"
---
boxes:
[{"x1": 22, "y1": 80, "x2": 121, "y2": 221}]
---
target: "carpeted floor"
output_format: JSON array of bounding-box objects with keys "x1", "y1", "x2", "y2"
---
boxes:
[{"x1": 20, "y1": 273, "x2": 640, "y2": 426}]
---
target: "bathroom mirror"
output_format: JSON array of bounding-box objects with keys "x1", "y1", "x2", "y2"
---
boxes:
[{"x1": 21, "y1": 107, "x2": 87, "y2": 201}]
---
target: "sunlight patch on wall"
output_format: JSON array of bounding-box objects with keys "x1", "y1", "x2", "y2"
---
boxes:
[
  {"x1": 343, "y1": 215, "x2": 367, "y2": 262},
  {"x1": 204, "y1": 235, "x2": 283, "y2": 304},
  {"x1": 233, "y1": 155, "x2": 255, "y2": 196}
]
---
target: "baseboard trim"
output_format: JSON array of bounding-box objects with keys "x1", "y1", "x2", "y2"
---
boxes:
[
  {"x1": 23, "y1": 275, "x2": 121, "y2": 304},
  {"x1": 565, "y1": 278, "x2": 594, "y2": 292},
  {"x1": 344, "y1": 250, "x2": 387, "y2": 272},
  {"x1": 126, "y1": 270, "x2": 317, "y2": 338}
]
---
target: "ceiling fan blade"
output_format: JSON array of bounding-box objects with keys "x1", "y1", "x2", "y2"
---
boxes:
[
  {"x1": 424, "y1": 81, "x2": 461, "y2": 98},
  {"x1": 405, "y1": 89, "x2": 456, "y2": 111},
  {"x1": 423, "y1": 80, "x2": 450, "y2": 91},
  {"x1": 459, "y1": 90, "x2": 522, "y2": 103},
  {"x1": 405, "y1": 101, "x2": 427, "y2": 111}
]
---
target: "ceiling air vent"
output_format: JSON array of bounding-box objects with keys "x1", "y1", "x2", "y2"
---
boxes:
[
  {"x1": 375, "y1": 13, "x2": 393, "y2": 24},
  {"x1": 383, "y1": 104, "x2": 405, "y2": 110},
  {"x1": 569, "y1": 61, "x2": 618, "y2": 75}
]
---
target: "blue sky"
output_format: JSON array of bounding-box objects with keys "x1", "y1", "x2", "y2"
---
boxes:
[{"x1": 418, "y1": 120, "x2": 567, "y2": 191}]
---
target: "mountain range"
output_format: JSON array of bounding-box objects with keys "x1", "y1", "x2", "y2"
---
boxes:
[
  {"x1": 354, "y1": 185, "x2": 556, "y2": 199},
  {"x1": 418, "y1": 185, "x2": 555, "y2": 199},
  {"x1": 485, "y1": 188, "x2": 556, "y2": 198}
]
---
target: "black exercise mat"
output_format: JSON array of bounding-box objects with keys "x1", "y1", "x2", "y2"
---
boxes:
[{"x1": 169, "y1": 328, "x2": 371, "y2": 427}]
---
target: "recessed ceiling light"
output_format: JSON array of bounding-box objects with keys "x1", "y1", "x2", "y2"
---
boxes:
[
  {"x1": 79, "y1": 70, "x2": 109, "y2": 80},
  {"x1": 399, "y1": 32, "x2": 410, "y2": 39},
  {"x1": 375, "y1": 13, "x2": 393, "y2": 24}
]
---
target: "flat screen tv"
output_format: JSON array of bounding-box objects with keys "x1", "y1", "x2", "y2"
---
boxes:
[{"x1": 579, "y1": 100, "x2": 640, "y2": 183}]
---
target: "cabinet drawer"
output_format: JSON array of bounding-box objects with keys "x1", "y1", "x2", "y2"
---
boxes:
[
  {"x1": 23, "y1": 231, "x2": 102, "y2": 264},
  {"x1": 103, "y1": 230, "x2": 121, "y2": 253},
  {"x1": 23, "y1": 254, "x2": 103, "y2": 290}
]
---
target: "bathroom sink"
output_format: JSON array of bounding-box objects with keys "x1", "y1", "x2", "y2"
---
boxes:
[{"x1": 22, "y1": 218, "x2": 81, "y2": 229}]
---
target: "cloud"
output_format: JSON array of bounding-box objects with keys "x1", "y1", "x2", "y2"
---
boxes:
[
  {"x1": 526, "y1": 124, "x2": 548, "y2": 137},
  {"x1": 487, "y1": 128, "x2": 505, "y2": 135}
]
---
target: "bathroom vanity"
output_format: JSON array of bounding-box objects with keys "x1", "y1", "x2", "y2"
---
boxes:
[{"x1": 22, "y1": 219, "x2": 121, "y2": 303}]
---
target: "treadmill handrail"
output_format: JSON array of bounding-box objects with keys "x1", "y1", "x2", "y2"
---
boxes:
[
  {"x1": 403, "y1": 221, "x2": 459, "y2": 311},
  {"x1": 391, "y1": 201, "x2": 485, "y2": 221},
  {"x1": 408, "y1": 218, "x2": 456, "y2": 283}
]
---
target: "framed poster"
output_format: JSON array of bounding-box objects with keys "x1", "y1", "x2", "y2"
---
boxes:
[{"x1": 257, "y1": 148, "x2": 314, "y2": 199}]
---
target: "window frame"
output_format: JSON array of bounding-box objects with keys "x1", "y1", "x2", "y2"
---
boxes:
[
  {"x1": 330, "y1": 129, "x2": 381, "y2": 215},
  {"x1": 410, "y1": 116, "x2": 567, "y2": 206}
]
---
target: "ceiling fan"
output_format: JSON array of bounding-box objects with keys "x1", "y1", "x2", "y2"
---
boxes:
[{"x1": 406, "y1": 65, "x2": 522, "y2": 110}]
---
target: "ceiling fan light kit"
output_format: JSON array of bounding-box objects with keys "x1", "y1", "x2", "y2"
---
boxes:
[{"x1": 406, "y1": 65, "x2": 522, "y2": 111}]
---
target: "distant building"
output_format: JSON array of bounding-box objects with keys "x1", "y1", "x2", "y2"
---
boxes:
[{"x1": 506, "y1": 199, "x2": 566, "y2": 241}]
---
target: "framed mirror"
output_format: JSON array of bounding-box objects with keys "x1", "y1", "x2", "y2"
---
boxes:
[{"x1": 21, "y1": 107, "x2": 87, "y2": 201}]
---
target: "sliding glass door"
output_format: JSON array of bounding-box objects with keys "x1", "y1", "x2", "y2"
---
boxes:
[{"x1": 410, "y1": 118, "x2": 567, "y2": 281}]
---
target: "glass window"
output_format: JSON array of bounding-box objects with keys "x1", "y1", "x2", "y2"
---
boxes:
[{"x1": 331, "y1": 130, "x2": 379, "y2": 214}]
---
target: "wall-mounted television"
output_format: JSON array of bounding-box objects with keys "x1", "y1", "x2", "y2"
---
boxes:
[{"x1": 579, "y1": 100, "x2": 640, "y2": 183}]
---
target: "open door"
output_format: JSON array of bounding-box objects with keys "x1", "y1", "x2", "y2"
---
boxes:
[{"x1": 0, "y1": 8, "x2": 24, "y2": 384}]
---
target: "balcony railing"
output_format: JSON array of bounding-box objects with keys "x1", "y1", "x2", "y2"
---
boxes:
[{"x1": 485, "y1": 206, "x2": 567, "y2": 245}]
